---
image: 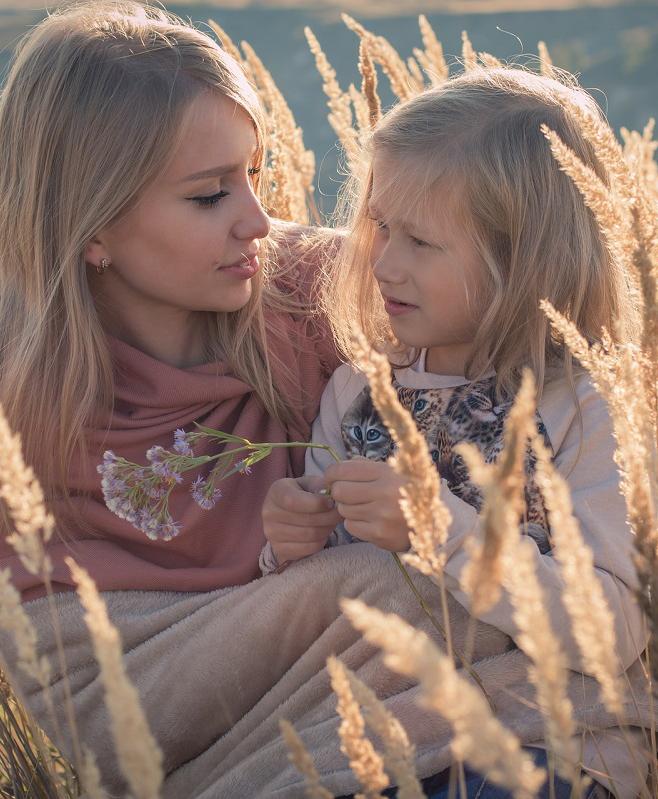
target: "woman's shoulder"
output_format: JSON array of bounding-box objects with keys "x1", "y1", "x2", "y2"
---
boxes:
[{"x1": 268, "y1": 219, "x2": 345, "y2": 294}]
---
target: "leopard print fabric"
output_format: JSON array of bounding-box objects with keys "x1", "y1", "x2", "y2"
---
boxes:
[{"x1": 341, "y1": 375, "x2": 553, "y2": 554}]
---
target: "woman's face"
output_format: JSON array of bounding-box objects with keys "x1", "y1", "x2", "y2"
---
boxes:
[{"x1": 87, "y1": 91, "x2": 270, "y2": 342}]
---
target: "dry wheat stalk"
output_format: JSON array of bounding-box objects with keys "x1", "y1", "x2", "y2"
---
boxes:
[
  {"x1": 461, "y1": 31, "x2": 478, "y2": 71},
  {"x1": 241, "y1": 40, "x2": 314, "y2": 222},
  {"x1": 565, "y1": 100, "x2": 636, "y2": 204},
  {"x1": 342, "y1": 15, "x2": 416, "y2": 101},
  {"x1": 305, "y1": 26, "x2": 360, "y2": 172},
  {"x1": 327, "y1": 656, "x2": 388, "y2": 798},
  {"x1": 541, "y1": 302, "x2": 658, "y2": 680},
  {"x1": 0, "y1": 407, "x2": 53, "y2": 578},
  {"x1": 343, "y1": 599, "x2": 546, "y2": 799},
  {"x1": 351, "y1": 332, "x2": 450, "y2": 579},
  {"x1": 66, "y1": 558, "x2": 163, "y2": 799},
  {"x1": 504, "y1": 537, "x2": 581, "y2": 785},
  {"x1": 207, "y1": 20, "x2": 248, "y2": 76},
  {"x1": 344, "y1": 667, "x2": 425, "y2": 799},
  {"x1": 358, "y1": 38, "x2": 381, "y2": 128},
  {"x1": 418, "y1": 15, "x2": 448, "y2": 84},
  {"x1": 454, "y1": 372, "x2": 580, "y2": 782},
  {"x1": 621, "y1": 120, "x2": 658, "y2": 202},
  {"x1": 456, "y1": 370, "x2": 537, "y2": 615},
  {"x1": 79, "y1": 746, "x2": 109, "y2": 799},
  {"x1": 349, "y1": 84, "x2": 372, "y2": 135},
  {"x1": 0, "y1": 569, "x2": 50, "y2": 689},
  {"x1": 540, "y1": 124, "x2": 634, "y2": 272},
  {"x1": 530, "y1": 433, "x2": 624, "y2": 714},
  {"x1": 537, "y1": 41, "x2": 555, "y2": 78},
  {"x1": 478, "y1": 52, "x2": 503, "y2": 68},
  {"x1": 406, "y1": 57, "x2": 425, "y2": 92},
  {"x1": 279, "y1": 719, "x2": 335, "y2": 799}
]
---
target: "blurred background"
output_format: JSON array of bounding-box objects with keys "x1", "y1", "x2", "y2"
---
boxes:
[{"x1": 1, "y1": 0, "x2": 656, "y2": 214}]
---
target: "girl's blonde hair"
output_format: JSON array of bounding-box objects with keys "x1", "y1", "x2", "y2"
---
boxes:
[
  {"x1": 0, "y1": 0, "x2": 298, "y2": 503},
  {"x1": 325, "y1": 67, "x2": 638, "y2": 398}
]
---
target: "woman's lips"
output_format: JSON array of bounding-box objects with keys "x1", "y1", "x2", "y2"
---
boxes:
[
  {"x1": 219, "y1": 254, "x2": 259, "y2": 279},
  {"x1": 384, "y1": 297, "x2": 418, "y2": 316}
]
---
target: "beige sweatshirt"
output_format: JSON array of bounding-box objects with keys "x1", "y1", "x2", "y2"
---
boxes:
[{"x1": 269, "y1": 353, "x2": 650, "y2": 796}]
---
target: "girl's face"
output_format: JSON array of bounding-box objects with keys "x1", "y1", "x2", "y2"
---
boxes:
[
  {"x1": 369, "y1": 151, "x2": 484, "y2": 376},
  {"x1": 87, "y1": 91, "x2": 270, "y2": 348}
]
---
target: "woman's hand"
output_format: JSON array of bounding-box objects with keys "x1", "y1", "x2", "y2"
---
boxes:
[
  {"x1": 323, "y1": 459, "x2": 411, "y2": 552},
  {"x1": 262, "y1": 476, "x2": 342, "y2": 566}
]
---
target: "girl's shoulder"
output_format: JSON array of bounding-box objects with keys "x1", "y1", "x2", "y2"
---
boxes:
[{"x1": 539, "y1": 368, "x2": 616, "y2": 475}]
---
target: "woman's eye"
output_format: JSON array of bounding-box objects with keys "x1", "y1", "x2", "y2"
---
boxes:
[{"x1": 190, "y1": 191, "x2": 229, "y2": 209}]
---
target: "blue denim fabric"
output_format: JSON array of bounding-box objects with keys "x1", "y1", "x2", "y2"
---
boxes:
[{"x1": 339, "y1": 747, "x2": 606, "y2": 799}]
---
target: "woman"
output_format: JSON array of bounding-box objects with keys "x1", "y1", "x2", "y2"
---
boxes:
[{"x1": 0, "y1": 3, "x2": 456, "y2": 797}]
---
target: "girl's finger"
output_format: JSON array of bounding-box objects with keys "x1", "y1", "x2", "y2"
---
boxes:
[
  {"x1": 331, "y1": 479, "x2": 401, "y2": 506},
  {"x1": 264, "y1": 508, "x2": 342, "y2": 529},
  {"x1": 323, "y1": 459, "x2": 387, "y2": 486},
  {"x1": 266, "y1": 524, "x2": 334, "y2": 545},
  {"x1": 334, "y1": 500, "x2": 382, "y2": 523}
]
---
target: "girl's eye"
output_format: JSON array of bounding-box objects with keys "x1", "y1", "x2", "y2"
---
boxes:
[
  {"x1": 190, "y1": 190, "x2": 229, "y2": 209},
  {"x1": 369, "y1": 217, "x2": 388, "y2": 232},
  {"x1": 411, "y1": 235, "x2": 428, "y2": 247}
]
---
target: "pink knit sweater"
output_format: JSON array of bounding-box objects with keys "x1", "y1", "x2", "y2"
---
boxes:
[{"x1": 2, "y1": 227, "x2": 340, "y2": 600}]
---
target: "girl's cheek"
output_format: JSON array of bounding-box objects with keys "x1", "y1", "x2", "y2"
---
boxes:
[{"x1": 369, "y1": 237, "x2": 386, "y2": 270}]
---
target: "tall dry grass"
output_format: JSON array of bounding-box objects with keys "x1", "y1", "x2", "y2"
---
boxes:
[{"x1": 0, "y1": 13, "x2": 656, "y2": 799}]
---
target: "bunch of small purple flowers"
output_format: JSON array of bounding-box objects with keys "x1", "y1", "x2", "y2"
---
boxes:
[{"x1": 98, "y1": 425, "x2": 338, "y2": 541}]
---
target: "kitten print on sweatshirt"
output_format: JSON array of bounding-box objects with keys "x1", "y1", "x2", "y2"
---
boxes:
[{"x1": 340, "y1": 375, "x2": 552, "y2": 554}]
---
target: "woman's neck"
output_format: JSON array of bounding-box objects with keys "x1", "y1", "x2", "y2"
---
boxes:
[{"x1": 99, "y1": 303, "x2": 208, "y2": 368}]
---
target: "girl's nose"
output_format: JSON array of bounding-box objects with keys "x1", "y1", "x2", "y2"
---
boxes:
[{"x1": 372, "y1": 249, "x2": 405, "y2": 284}]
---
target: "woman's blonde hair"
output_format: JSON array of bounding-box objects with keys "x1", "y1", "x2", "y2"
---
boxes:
[
  {"x1": 0, "y1": 0, "x2": 298, "y2": 503},
  {"x1": 324, "y1": 67, "x2": 638, "y2": 399}
]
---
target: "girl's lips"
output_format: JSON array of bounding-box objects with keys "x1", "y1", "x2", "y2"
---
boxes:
[
  {"x1": 219, "y1": 254, "x2": 259, "y2": 279},
  {"x1": 384, "y1": 298, "x2": 418, "y2": 316}
]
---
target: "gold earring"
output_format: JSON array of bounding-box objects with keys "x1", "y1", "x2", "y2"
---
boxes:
[{"x1": 96, "y1": 258, "x2": 110, "y2": 275}]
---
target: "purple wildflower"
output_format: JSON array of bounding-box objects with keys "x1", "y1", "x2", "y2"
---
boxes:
[
  {"x1": 151, "y1": 459, "x2": 183, "y2": 483},
  {"x1": 173, "y1": 429, "x2": 194, "y2": 457},
  {"x1": 146, "y1": 445, "x2": 166, "y2": 464},
  {"x1": 235, "y1": 459, "x2": 253, "y2": 476},
  {"x1": 190, "y1": 476, "x2": 223, "y2": 510}
]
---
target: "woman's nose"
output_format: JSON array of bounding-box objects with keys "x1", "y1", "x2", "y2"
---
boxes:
[{"x1": 233, "y1": 190, "x2": 271, "y2": 242}]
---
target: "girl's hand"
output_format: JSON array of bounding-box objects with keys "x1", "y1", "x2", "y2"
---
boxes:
[
  {"x1": 323, "y1": 459, "x2": 411, "y2": 552},
  {"x1": 262, "y1": 476, "x2": 342, "y2": 566}
]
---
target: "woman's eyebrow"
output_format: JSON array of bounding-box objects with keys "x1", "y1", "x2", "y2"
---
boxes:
[
  {"x1": 181, "y1": 146, "x2": 259, "y2": 183},
  {"x1": 181, "y1": 163, "x2": 240, "y2": 182}
]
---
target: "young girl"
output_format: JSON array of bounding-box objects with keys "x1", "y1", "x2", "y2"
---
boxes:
[{"x1": 262, "y1": 68, "x2": 650, "y2": 796}]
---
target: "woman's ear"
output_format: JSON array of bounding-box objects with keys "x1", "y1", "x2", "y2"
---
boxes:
[{"x1": 84, "y1": 236, "x2": 111, "y2": 270}]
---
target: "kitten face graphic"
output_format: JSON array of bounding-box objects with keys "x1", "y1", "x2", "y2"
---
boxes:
[
  {"x1": 341, "y1": 389, "x2": 393, "y2": 460},
  {"x1": 339, "y1": 377, "x2": 552, "y2": 554}
]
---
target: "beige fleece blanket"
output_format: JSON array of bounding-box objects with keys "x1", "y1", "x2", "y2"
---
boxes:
[{"x1": 7, "y1": 543, "x2": 654, "y2": 798}]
